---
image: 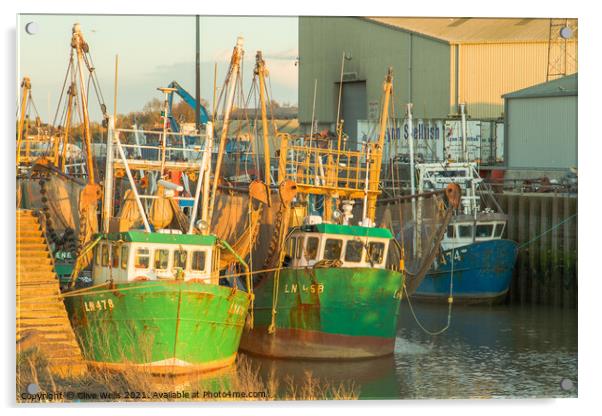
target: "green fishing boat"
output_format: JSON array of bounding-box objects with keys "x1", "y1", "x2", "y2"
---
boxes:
[
  {"x1": 63, "y1": 35, "x2": 261, "y2": 374},
  {"x1": 242, "y1": 223, "x2": 404, "y2": 358},
  {"x1": 64, "y1": 231, "x2": 250, "y2": 374},
  {"x1": 241, "y1": 68, "x2": 406, "y2": 359}
]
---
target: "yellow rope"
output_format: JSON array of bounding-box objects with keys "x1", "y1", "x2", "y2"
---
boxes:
[{"x1": 267, "y1": 246, "x2": 287, "y2": 335}]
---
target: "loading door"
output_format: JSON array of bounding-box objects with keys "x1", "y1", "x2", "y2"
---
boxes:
[{"x1": 341, "y1": 81, "x2": 367, "y2": 150}]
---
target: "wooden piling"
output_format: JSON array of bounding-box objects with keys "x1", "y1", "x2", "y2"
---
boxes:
[
  {"x1": 540, "y1": 196, "x2": 551, "y2": 305},
  {"x1": 505, "y1": 194, "x2": 519, "y2": 304},
  {"x1": 528, "y1": 197, "x2": 540, "y2": 304},
  {"x1": 562, "y1": 196, "x2": 577, "y2": 309},
  {"x1": 517, "y1": 195, "x2": 528, "y2": 305},
  {"x1": 551, "y1": 195, "x2": 562, "y2": 307}
]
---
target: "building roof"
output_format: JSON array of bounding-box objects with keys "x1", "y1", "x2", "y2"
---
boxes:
[
  {"x1": 365, "y1": 17, "x2": 578, "y2": 44},
  {"x1": 503, "y1": 73, "x2": 578, "y2": 99}
]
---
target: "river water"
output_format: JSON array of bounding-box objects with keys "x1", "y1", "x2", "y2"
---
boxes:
[{"x1": 243, "y1": 302, "x2": 578, "y2": 400}]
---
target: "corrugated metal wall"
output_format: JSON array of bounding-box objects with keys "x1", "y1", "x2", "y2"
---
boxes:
[
  {"x1": 299, "y1": 17, "x2": 450, "y2": 127},
  {"x1": 299, "y1": 17, "x2": 578, "y2": 128},
  {"x1": 506, "y1": 96, "x2": 577, "y2": 169},
  {"x1": 453, "y1": 41, "x2": 578, "y2": 119}
]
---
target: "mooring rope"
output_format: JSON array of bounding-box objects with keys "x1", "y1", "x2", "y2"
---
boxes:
[
  {"x1": 403, "y1": 245, "x2": 455, "y2": 336},
  {"x1": 517, "y1": 213, "x2": 577, "y2": 250}
]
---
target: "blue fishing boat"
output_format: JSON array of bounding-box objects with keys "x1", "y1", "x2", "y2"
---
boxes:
[{"x1": 412, "y1": 162, "x2": 518, "y2": 304}]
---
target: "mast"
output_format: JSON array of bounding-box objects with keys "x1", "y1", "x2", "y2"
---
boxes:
[
  {"x1": 16, "y1": 77, "x2": 31, "y2": 167},
  {"x1": 255, "y1": 50, "x2": 272, "y2": 206},
  {"x1": 157, "y1": 87, "x2": 177, "y2": 176},
  {"x1": 206, "y1": 37, "x2": 244, "y2": 233},
  {"x1": 366, "y1": 67, "x2": 393, "y2": 222},
  {"x1": 71, "y1": 23, "x2": 95, "y2": 184},
  {"x1": 406, "y1": 102, "x2": 417, "y2": 233},
  {"x1": 59, "y1": 83, "x2": 77, "y2": 169},
  {"x1": 189, "y1": 122, "x2": 214, "y2": 235},
  {"x1": 102, "y1": 117, "x2": 115, "y2": 233},
  {"x1": 460, "y1": 102, "x2": 467, "y2": 162},
  {"x1": 195, "y1": 15, "x2": 201, "y2": 133}
]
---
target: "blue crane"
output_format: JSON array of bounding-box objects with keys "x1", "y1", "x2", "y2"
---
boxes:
[{"x1": 166, "y1": 81, "x2": 210, "y2": 133}]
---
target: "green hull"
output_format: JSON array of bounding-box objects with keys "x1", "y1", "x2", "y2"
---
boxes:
[
  {"x1": 64, "y1": 281, "x2": 250, "y2": 374},
  {"x1": 241, "y1": 267, "x2": 404, "y2": 359}
]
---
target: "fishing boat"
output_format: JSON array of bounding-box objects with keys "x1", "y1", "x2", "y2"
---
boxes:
[
  {"x1": 412, "y1": 161, "x2": 518, "y2": 303},
  {"x1": 64, "y1": 37, "x2": 262, "y2": 374},
  {"x1": 240, "y1": 68, "x2": 409, "y2": 359}
]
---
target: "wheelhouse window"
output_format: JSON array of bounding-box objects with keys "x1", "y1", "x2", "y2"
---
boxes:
[
  {"x1": 367, "y1": 242, "x2": 385, "y2": 265},
  {"x1": 174, "y1": 250, "x2": 187, "y2": 269},
  {"x1": 447, "y1": 225, "x2": 456, "y2": 238},
  {"x1": 134, "y1": 248, "x2": 150, "y2": 268},
  {"x1": 458, "y1": 225, "x2": 473, "y2": 238},
  {"x1": 111, "y1": 245, "x2": 120, "y2": 268},
  {"x1": 211, "y1": 249, "x2": 219, "y2": 272},
  {"x1": 191, "y1": 251, "x2": 206, "y2": 272},
  {"x1": 344, "y1": 240, "x2": 364, "y2": 262},
  {"x1": 295, "y1": 237, "x2": 304, "y2": 259},
  {"x1": 324, "y1": 239, "x2": 343, "y2": 261},
  {"x1": 154, "y1": 249, "x2": 169, "y2": 270},
  {"x1": 101, "y1": 244, "x2": 109, "y2": 267},
  {"x1": 95, "y1": 243, "x2": 102, "y2": 266},
  {"x1": 287, "y1": 237, "x2": 297, "y2": 258},
  {"x1": 305, "y1": 237, "x2": 319, "y2": 260},
  {"x1": 476, "y1": 224, "x2": 494, "y2": 238},
  {"x1": 120, "y1": 245, "x2": 128, "y2": 269},
  {"x1": 494, "y1": 223, "x2": 505, "y2": 238}
]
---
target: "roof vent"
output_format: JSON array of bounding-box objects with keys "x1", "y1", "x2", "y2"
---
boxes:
[{"x1": 342, "y1": 72, "x2": 358, "y2": 82}]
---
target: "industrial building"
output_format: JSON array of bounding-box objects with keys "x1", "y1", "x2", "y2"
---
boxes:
[
  {"x1": 298, "y1": 17, "x2": 578, "y2": 156},
  {"x1": 503, "y1": 73, "x2": 577, "y2": 173}
]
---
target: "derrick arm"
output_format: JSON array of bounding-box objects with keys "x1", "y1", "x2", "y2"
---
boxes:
[
  {"x1": 404, "y1": 183, "x2": 462, "y2": 295},
  {"x1": 254, "y1": 51, "x2": 272, "y2": 206},
  {"x1": 167, "y1": 81, "x2": 210, "y2": 125}
]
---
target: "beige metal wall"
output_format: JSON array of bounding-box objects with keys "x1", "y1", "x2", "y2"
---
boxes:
[
  {"x1": 299, "y1": 17, "x2": 451, "y2": 128},
  {"x1": 300, "y1": 17, "x2": 578, "y2": 124},
  {"x1": 506, "y1": 95, "x2": 577, "y2": 169},
  {"x1": 452, "y1": 41, "x2": 578, "y2": 119}
]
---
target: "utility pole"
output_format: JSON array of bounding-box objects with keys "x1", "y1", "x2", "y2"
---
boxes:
[{"x1": 195, "y1": 15, "x2": 201, "y2": 132}]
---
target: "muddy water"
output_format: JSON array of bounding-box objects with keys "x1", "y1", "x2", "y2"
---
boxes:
[{"x1": 244, "y1": 302, "x2": 578, "y2": 399}]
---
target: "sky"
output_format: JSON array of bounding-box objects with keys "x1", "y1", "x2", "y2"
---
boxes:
[{"x1": 17, "y1": 14, "x2": 298, "y2": 122}]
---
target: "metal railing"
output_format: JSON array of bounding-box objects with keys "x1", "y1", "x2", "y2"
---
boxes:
[{"x1": 282, "y1": 142, "x2": 381, "y2": 195}]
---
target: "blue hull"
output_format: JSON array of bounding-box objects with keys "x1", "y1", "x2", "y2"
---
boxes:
[{"x1": 413, "y1": 239, "x2": 518, "y2": 303}]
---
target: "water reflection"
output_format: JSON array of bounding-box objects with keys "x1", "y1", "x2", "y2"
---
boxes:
[{"x1": 244, "y1": 302, "x2": 578, "y2": 399}]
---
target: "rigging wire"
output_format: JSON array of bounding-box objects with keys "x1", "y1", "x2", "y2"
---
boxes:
[{"x1": 51, "y1": 51, "x2": 75, "y2": 128}]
